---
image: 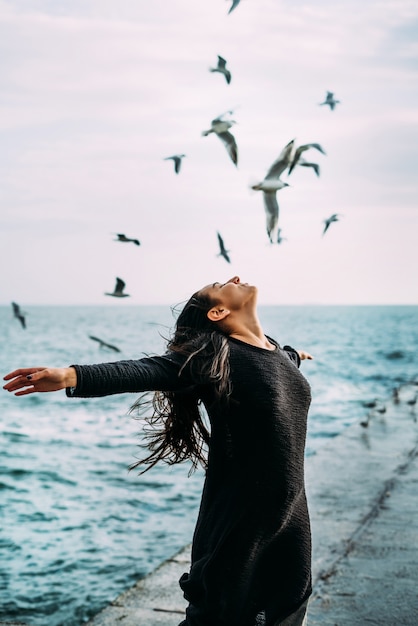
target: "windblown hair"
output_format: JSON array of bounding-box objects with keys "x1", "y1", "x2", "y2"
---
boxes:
[{"x1": 129, "y1": 290, "x2": 231, "y2": 474}]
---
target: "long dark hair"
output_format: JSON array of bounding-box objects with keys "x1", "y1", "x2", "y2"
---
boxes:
[{"x1": 129, "y1": 290, "x2": 231, "y2": 474}]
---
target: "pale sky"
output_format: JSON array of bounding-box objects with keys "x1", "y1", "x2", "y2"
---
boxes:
[{"x1": 1, "y1": 0, "x2": 417, "y2": 305}]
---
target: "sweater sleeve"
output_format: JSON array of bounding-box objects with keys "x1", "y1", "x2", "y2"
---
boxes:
[
  {"x1": 65, "y1": 351, "x2": 189, "y2": 398},
  {"x1": 282, "y1": 345, "x2": 301, "y2": 368}
]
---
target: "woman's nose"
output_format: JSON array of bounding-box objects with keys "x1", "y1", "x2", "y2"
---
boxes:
[{"x1": 227, "y1": 276, "x2": 240, "y2": 284}]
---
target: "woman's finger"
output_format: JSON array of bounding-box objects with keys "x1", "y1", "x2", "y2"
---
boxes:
[
  {"x1": 3, "y1": 377, "x2": 31, "y2": 392},
  {"x1": 3, "y1": 368, "x2": 45, "y2": 381},
  {"x1": 3, "y1": 369, "x2": 45, "y2": 392},
  {"x1": 14, "y1": 387, "x2": 37, "y2": 396}
]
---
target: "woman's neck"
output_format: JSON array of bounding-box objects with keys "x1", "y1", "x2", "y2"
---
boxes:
[{"x1": 227, "y1": 315, "x2": 276, "y2": 351}]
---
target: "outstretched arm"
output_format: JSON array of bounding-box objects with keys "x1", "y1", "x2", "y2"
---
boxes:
[
  {"x1": 3, "y1": 353, "x2": 189, "y2": 399},
  {"x1": 3, "y1": 367, "x2": 77, "y2": 396}
]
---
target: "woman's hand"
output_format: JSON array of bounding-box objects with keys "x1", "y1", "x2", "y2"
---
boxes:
[
  {"x1": 297, "y1": 350, "x2": 313, "y2": 361},
  {"x1": 3, "y1": 367, "x2": 77, "y2": 396}
]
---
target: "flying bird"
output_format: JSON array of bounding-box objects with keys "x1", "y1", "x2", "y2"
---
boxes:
[
  {"x1": 114, "y1": 233, "x2": 140, "y2": 246},
  {"x1": 323, "y1": 213, "x2": 342, "y2": 236},
  {"x1": 216, "y1": 232, "x2": 231, "y2": 263},
  {"x1": 11, "y1": 302, "x2": 26, "y2": 329},
  {"x1": 363, "y1": 399, "x2": 378, "y2": 409},
  {"x1": 228, "y1": 0, "x2": 241, "y2": 13},
  {"x1": 89, "y1": 335, "x2": 121, "y2": 352},
  {"x1": 319, "y1": 91, "x2": 340, "y2": 111},
  {"x1": 210, "y1": 55, "x2": 231, "y2": 84},
  {"x1": 407, "y1": 394, "x2": 417, "y2": 421},
  {"x1": 202, "y1": 111, "x2": 238, "y2": 166},
  {"x1": 288, "y1": 143, "x2": 326, "y2": 175},
  {"x1": 250, "y1": 139, "x2": 294, "y2": 243},
  {"x1": 105, "y1": 277, "x2": 130, "y2": 298},
  {"x1": 164, "y1": 154, "x2": 186, "y2": 174},
  {"x1": 360, "y1": 411, "x2": 372, "y2": 428}
]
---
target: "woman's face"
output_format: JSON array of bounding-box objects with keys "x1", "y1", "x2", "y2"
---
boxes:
[{"x1": 200, "y1": 276, "x2": 257, "y2": 311}]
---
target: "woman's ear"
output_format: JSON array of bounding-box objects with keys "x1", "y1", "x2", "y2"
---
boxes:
[{"x1": 207, "y1": 307, "x2": 230, "y2": 323}]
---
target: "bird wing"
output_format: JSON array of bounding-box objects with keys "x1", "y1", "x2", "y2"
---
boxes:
[
  {"x1": 106, "y1": 343, "x2": 121, "y2": 352},
  {"x1": 11, "y1": 302, "x2": 20, "y2": 314},
  {"x1": 323, "y1": 220, "x2": 331, "y2": 235},
  {"x1": 217, "y1": 131, "x2": 238, "y2": 166},
  {"x1": 265, "y1": 140, "x2": 295, "y2": 179},
  {"x1": 217, "y1": 56, "x2": 227, "y2": 69},
  {"x1": 115, "y1": 277, "x2": 126, "y2": 294},
  {"x1": 288, "y1": 145, "x2": 305, "y2": 174},
  {"x1": 174, "y1": 157, "x2": 181, "y2": 173},
  {"x1": 263, "y1": 192, "x2": 279, "y2": 242},
  {"x1": 212, "y1": 109, "x2": 234, "y2": 123},
  {"x1": 305, "y1": 142, "x2": 326, "y2": 155},
  {"x1": 276, "y1": 228, "x2": 287, "y2": 244},
  {"x1": 89, "y1": 335, "x2": 121, "y2": 352},
  {"x1": 89, "y1": 335, "x2": 103, "y2": 345},
  {"x1": 228, "y1": 0, "x2": 241, "y2": 14},
  {"x1": 299, "y1": 161, "x2": 320, "y2": 177}
]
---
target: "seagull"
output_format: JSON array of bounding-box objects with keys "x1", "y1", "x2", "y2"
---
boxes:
[
  {"x1": 322, "y1": 213, "x2": 341, "y2": 236},
  {"x1": 250, "y1": 139, "x2": 294, "y2": 243},
  {"x1": 216, "y1": 232, "x2": 231, "y2": 263},
  {"x1": 210, "y1": 55, "x2": 231, "y2": 84},
  {"x1": 228, "y1": 0, "x2": 241, "y2": 13},
  {"x1": 406, "y1": 395, "x2": 417, "y2": 409},
  {"x1": 114, "y1": 233, "x2": 140, "y2": 246},
  {"x1": 288, "y1": 143, "x2": 326, "y2": 175},
  {"x1": 362, "y1": 399, "x2": 378, "y2": 409},
  {"x1": 202, "y1": 111, "x2": 238, "y2": 166},
  {"x1": 89, "y1": 335, "x2": 121, "y2": 352},
  {"x1": 392, "y1": 387, "x2": 400, "y2": 404},
  {"x1": 164, "y1": 154, "x2": 186, "y2": 174},
  {"x1": 360, "y1": 411, "x2": 372, "y2": 428},
  {"x1": 11, "y1": 302, "x2": 26, "y2": 329},
  {"x1": 319, "y1": 91, "x2": 340, "y2": 111},
  {"x1": 105, "y1": 277, "x2": 130, "y2": 298}
]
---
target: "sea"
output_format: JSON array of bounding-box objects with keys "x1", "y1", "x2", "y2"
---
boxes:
[{"x1": 1, "y1": 304, "x2": 417, "y2": 626}]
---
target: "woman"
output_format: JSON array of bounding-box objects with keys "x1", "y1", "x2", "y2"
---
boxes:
[{"x1": 3, "y1": 276, "x2": 313, "y2": 626}]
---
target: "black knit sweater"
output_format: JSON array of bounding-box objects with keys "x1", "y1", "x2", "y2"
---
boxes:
[{"x1": 66, "y1": 337, "x2": 312, "y2": 626}]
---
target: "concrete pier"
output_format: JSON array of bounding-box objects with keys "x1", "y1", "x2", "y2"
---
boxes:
[{"x1": 87, "y1": 382, "x2": 418, "y2": 626}]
